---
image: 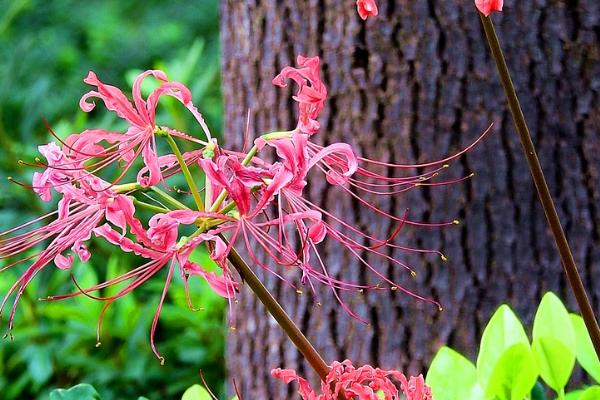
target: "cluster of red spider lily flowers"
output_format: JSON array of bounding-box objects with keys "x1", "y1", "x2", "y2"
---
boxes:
[
  {"x1": 0, "y1": 54, "x2": 486, "y2": 362},
  {"x1": 273, "y1": 360, "x2": 431, "y2": 400}
]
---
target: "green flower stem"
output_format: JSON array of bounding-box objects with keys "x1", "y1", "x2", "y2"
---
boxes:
[
  {"x1": 113, "y1": 182, "x2": 143, "y2": 193},
  {"x1": 163, "y1": 133, "x2": 205, "y2": 211},
  {"x1": 129, "y1": 197, "x2": 170, "y2": 214},
  {"x1": 225, "y1": 245, "x2": 332, "y2": 382},
  {"x1": 479, "y1": 13, "x2": 600, "y2": 358},
  {"x1": 149, "y1": 186, "x2": 190, "y2": 210}
]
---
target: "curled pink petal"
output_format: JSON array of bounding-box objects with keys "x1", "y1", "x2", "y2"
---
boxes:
[
  {"x1": 81, "y1": 71, "x2": 148, "y2": 128},
  {"x1": 356, "y1": 0, "x2": 378, "y2": 20},
  {"x1": 54, "y1": 253, "x2": 74, "y2": 270},
  {"x1": 475, "y1": 0, "x2": 503, "y2": 16},
  {"x1": 308, "y1": 221, "x2": 327, "y2": 244},
  {"x1": 272, "y1": 55, "x2": 327, "y2": 135},
  {"x1": 185, "y1": 262, "x2": 238, "y2": 298}
]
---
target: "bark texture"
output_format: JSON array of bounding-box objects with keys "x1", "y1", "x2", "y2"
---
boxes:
[{"x1": 221, "y1": 1, "x2": 600, "y2": 398}]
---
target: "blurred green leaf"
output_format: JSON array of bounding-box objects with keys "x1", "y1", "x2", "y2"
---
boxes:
[
  {"x1": 532, "y1": 293, "x2": 576, "y2": 393},
  {"x1": 181, "y1": 384, "x2": 213, "y2": 400},
  {"x1": 487, "y1": 343, "x2": 537, "y2": 400},
  {"x1": 49, "y1": 383, "x2": 101, "y2": 400},
  {"x1": 426, "y1": 346, "x2": 483, "y2": 400},
  {"x1": 580, "y1": 386, "x2": 600, "y2": 400},
  {"x1": 24, "y1": 345, "x2": 53, "y2": 388},
  {"x1": 570, "y1": 314, "x2": 600, "y2": 383},
  {"x1": 477, "y1": 305, "x2": 534, "y2": 395},
  {"x1": 563, "y1": 389, "x2": 585, "y2": 400}
]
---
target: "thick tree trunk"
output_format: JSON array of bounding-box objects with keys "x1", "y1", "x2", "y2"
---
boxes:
[{"x1": 221, "y1": 1, "x2": 600, "y2": 398}]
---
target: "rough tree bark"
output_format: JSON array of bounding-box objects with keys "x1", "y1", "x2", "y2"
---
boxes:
[{"x1": 221, "y1": 1, "x2": 600, "y2": 398}]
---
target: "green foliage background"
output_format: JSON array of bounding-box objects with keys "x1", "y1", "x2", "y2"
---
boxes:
[{"x1": 0, "y1": 1, "x2": 226, "y2": 399}]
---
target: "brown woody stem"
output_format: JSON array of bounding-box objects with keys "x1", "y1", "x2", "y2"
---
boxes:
[
  {"x1": 226, "y1": 246, "x2": 330, "y2": 380},
  {"x1": 479, "y1": 13, "x2": 600, "y2": 358}
]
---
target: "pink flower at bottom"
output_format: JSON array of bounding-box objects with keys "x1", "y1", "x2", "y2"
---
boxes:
[
  {"x1": 475, "y1": 0, "x2": 503, "y2": 16},
  {"x1": 272, "y1": 360, "x2": 432, "y2": 400}
]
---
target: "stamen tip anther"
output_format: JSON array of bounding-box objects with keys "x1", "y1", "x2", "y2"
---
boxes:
[
  {"x1": 391, "y1": 286, "x2": 398, "y2": 291},
  {"x1": 453, "y1": 219, "x2": 460, "y2": 225},
  {"x1": 159, "y1": 357, "x2": 165, "y2": 366},
  {"x1": 410, "y1": 271, "x2": 417, "y2": 278},
  {"x1": 438, "y1": 305, "x2": 444, "y2": 312},
  {"x1": 296, "y1": 289, "x2": 303, "y2": 295},
  {"x1": 443, "y1": 164, "x2": 450, "y2": 168},
  {"x1": 441, "y1": 254, "x2": 448, "y2": 262},
  {"x1": 96, "y1": 341, "x2": 102, "y2": 348}
]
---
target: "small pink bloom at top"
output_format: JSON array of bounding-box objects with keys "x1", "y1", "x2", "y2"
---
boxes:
[
  {"x1": 356, "y1": 0, "x2": 378, "y2": 20},
  {"x1": 475, "y1": 0, "x2": 503, "y2": 16}
]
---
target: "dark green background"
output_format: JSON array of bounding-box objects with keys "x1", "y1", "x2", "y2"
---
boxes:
[{"x1": 0, "y1": 1, "x2": 226, "y2": 399}]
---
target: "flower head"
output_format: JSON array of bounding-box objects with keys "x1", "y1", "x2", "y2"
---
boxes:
[
  {"x1": 1, "y1": 59, "x2": 488, "y2": 361},
  {"x1": 0, "y1": 144, "x2": 143, "y2": 334},
  {"x1": 69, "y1": 70, "x2": 211, "y2": 186},
  {"x1": 475, "y1": 0, "x2": 503, "y2": 16},
  {"x1": 356, "y1": 0, "x2": 378, "y2": 20},
  {"x1": 272, "y1": 56, "x2": 327, "y2": 135},
  {"x1": 272, "y1": 360, "x2": 432, "y2": 400}
]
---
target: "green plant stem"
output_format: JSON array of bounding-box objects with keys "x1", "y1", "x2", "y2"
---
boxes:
[
  {"x1": 113, "y1": 182, "x2": 142, "y2": 193},
  {"x1": 479, "y1": 13, "x2": 600, "y2": 359},
  {"x1": 129, "y1": 197, "x2": 170, "y2": 214},
  {"x1": 225, "y1": 245, "x2": 331, "y2": 381},
  {"x1": 149, "y1": 186, "x2": 190, "y2": 210},
  {"x1": 164, "y1": 133, "x2": 205, "y2": 211}
]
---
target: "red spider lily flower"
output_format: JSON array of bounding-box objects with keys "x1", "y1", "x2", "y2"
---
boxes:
[
  {"x1": 247, "y1": 124, "x2": 488, "y2": 318},
  {"x1": 1, "y1": 55, "x2": 490, "y2": 360},
  {"x1": 356, "y1": 0, "x2": 378, "y2": 20},
  {"x1": 46, "y1": 209, "x2": 237, "y2": 363},
  {"x1": 188, "y1": 59, "x2": 489, "y2": 319},
  {"x1": 475, "y1": 0, "x2": 503, "y2": 16},
  {"x1": 272, "y1": 360, "x2": 432, "y2": 399},
  {"x1": 200, "y1": 155, "x2": 278, "y2": 216},
  {"x1": 66, "y1": 70, "x2": 211, "y2": 186},
  {"x1": 0, "y1": 145, "x2": 145, "y2": 335},
  {"x1": 272, "y1": 55, "x2": 327, "y2": 135}
]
